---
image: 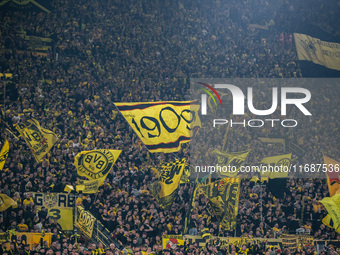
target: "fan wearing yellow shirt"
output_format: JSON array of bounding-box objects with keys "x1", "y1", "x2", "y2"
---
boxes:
[
  {"x1": 23, "y1": 193, "x2": 34, "y2": 206},
  {"x1": 17, "y1": 219, "x2": 29, "y2": 232}
]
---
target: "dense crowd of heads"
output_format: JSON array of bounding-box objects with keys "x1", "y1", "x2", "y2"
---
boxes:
[{"x1": 0, "y1": 0, "x2": 340, "y2": 254}]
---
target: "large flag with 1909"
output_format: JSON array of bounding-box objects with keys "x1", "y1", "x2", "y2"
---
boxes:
[{"x1": 114, "y1": 101, "x2": 201, "y2": 153}]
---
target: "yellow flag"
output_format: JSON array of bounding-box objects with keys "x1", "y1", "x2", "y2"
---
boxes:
[
  {"x1": 322, "y1": 214, "x2": 340, "y2": 234},
  {"x1": 16, "y1": 119, "x2": 57, "y2": 162},
  {"x1": 76, "y1": 179, "x2": 100, "y2": 194},
  {"x1": 0, "y1": 194, "x2": 17, "y2": 212},
  {"x1": 74, "y1": 149, "x2": 121, "y2": 185},
  {"x1": 162, "y1": 235, "x2": 184, "y2": 250},
  {"x1": 324, "y1": 155, "x2": 340, "y2": 197},
  {"x1": 180, "y1": 164, "x2": 191, "y2": 184},
  {"x1": 115, "y1": 101, "x2": 201, "y2": 153},
  {"x1": 0, "y1": 140, "x2": 9, "y2": 171},
  {"x1": 212, "y1": 149, "x2": 249, "y2": 177},
  {"x1": 320, "y1": 193, "x2": 340, "y2": 233},
  {"x1": 149, "y1": 158, "x2": 186, "y2": 209},
  {"x1": 76, "y1": 206, "x2": 96, "y2": 238},
  {"x1": 199, "y1": 178, "x2": 240, "y2": 230},
  {"x1": 260, "y1": 153, "x2": 292, "y2": 178},
  {"x1": 294, "y1": 33, "x2": 340, "y2": 71}
]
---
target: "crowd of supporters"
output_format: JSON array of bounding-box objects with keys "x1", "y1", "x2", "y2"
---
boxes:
[{"x1": 0, "y1": 0, "x2": 340, "y2": 254}]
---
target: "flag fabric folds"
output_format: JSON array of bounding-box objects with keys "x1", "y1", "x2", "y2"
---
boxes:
[
  {"x1": 74, "y1": 149, "x2": 121, "y2": 186},
  {"x1": 162, "y1": 235, "x2": 184, "y2": 250},
  {"x1": 320, "y1": 193, "x2": 340, "y2": 234},
  {"x1": 199, "y1": 178, "x2": 240, "y2": 230},
  {"x1": 180, "y1": 164, "x2": 191, "y2": 184},
  {"x1": 0, "y1": 140, "x2": 9, "y2": 171},
  {"x1": 115, "y1": 101, "x2": 201, "y2": 153},
  {"x1": 149, "y1": 158, "x2": 186, "y2": 209},
  {"x1": 0, "y1": 193, "x2": 17, "y2": 211},
  {"x1": 16, "y1": 119, "x2": 57, "y2": 162},
  {"x1": 324, "y1": 155, "x2": 340, "y2": 197},
  {"x1": 294, "y1": 33, "x2": 340, "y2": 71},
  {"x1": 322, "y1": 214, "x2": 340, "y2": 234}
]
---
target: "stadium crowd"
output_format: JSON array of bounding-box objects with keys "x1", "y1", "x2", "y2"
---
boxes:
[{"x1": 0, "y1": 0, "x2": 340, "y2": 254}]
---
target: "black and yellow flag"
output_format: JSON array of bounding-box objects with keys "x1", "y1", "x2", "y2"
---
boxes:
[
  {"x1": 199, "y1": 178, "x2": 240, "y2": 230},
  {"x1": 212, "y1": 149, "x2": 249, "y2": 177},
  {"x1": 0, "y1": 194, "x2": 17, "y2": 211},
  {"x1": 322, "y1": 214, "x2": 340, "y2": 234},
  {"x1": 180, "y1": 164, "x2": 191, "y2": 184},
  {"x1": 74, "y1": 150, "x2": 121, "y2": 186},
  {"x1": 324, "y1": 155, "x2": 340, "y2": 197},
  {"x1": 259, "y1": 153, "x2": 292, "y2": 178},
  {"x1": 16, "y1": 119, "x2": 57, "y2": 162},
  {"x1": 115, "y1": 101, "x2": 201, "y2": 153},
  {"x1": 149, "y1": 158, "x2": 186, "y2": 209},
  {"x1": 76, "y1": 179, "x2": 100, "y2": 194},
  {"x1": 320, "y1": 193, "x2": 340, "y2": 234},
  {"x1": 294, "y1": 33, "x2": 340, "y2": 71},
  {"x1": 76, "y1": 206, "x2": 96, "y2": 238},
  {"x1": 162, "y1": 235, "x2": 185, "y2": 250},
  {"x1": 0, "y1": 140, "x2": 9, "y2": 171}
]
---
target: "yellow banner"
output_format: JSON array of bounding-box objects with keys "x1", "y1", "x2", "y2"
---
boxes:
[
  {"x1": 4, "y1": 232, "x2": 52, "y2": 250},
  {"x1": 294, "y1": 33, "x2": 340, "y2": 71},
  {"x1": 32, "y1": 193, "x2": 74, "y2": 230},
  {"x1": 259, "y1": 153, "x2": 292, "y2": 178},
  {"x1": 149, "y1": 158, "x2": 186, "y2": 209},
  {"x1": 77, "y1": 206, "x2": 96, "y2": 238},
  {"x1": 281, "y1": 234, "x2": 297, "y2": 253},
  {"x1": 15, "y1": 119, "x2": 57, "y2": 162},
  {"x1": 185, "y1": 235, "x2": 281, "y2": 250},
  {"x1": 162, "y1": 235, "x2": 184, "y2": 250},
  {"x1": 76, "y1": 179, "x2": 100, "y2": 194},
  {"x1": 0, "y1": 194, "x2": 17, "y2": 212},
  {"x1": 74, "y1": 149, "x2": 121, "y2": 185},
  {"x1": 0, "y1": 140, "x2": 9, "y2": 171},
  {"x1": 199, "y1": 178, "x2": 240, "y2": 230},
  {"x1": 324, "y1": 155, "x2": 340, "y2": 197},
  {"x1": 115, "y1": 101, "x2": 201, "y2": 153},
  {"x1": 212, "y1": 150, "x2": 249, "y2": 177},
  {"x1": 320, "y1": 193, "x2": 340, "y2": 233}
]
